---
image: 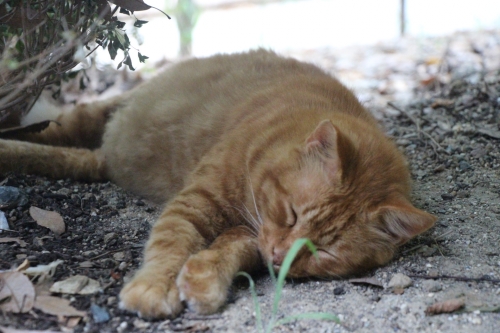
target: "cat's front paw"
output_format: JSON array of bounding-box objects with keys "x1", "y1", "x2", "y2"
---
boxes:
[
  {"x1": 176, "y1": 253, "x2": 229, "y2": 314},
  {"x1": 119, "y1": 268, "x2": 183, "y2": 318}
]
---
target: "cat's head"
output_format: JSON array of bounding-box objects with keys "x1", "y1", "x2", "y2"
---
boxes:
[{"x1": 257, "y1": 119, "x2": 436, "y2": 278}]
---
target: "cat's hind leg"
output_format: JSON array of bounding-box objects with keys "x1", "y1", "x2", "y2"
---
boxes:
[
  {"x1": 176, "y1": 226, "x2": 260, "y2": 314},
  {"x1": 5, "y1": 97, "x2": 121, "y2": 149},
  {"x1": 0, "y1": 139, "x2": 106, "y2": 181}
]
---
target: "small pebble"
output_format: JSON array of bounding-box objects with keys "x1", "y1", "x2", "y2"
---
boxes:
[
  {"x1": 117, "y1": 321, "x2": 128, "y2": 333},
  {"x1": 388, "y1": 273, "x2": 413, "y2": 289},
  {"x1": 441, "y1": 193, "x2": 454, "y2": 200},
  {"x1": 113, "y1": 252, "x2": 125, "y2": 261},
  {"x1": 0, "y1": 211, "x2": 9, "y2": 231},
  {"x1": 422, "y1": 280, "x2": 442, "y2": 292},
  {"x1": 0, "y1": 186, "x2": 28, "y2": 209},
  {"x1": 133, "y1": 319, "x2": 150, "y2": 329},
  {"x1": 90, "y1": 304, "x2": 110, "y2": 323},
  {"x1": 104, "y1": 232, "x2": 116, "y2": 243},
  {"x1": 333, "y1": 286, "x2": 346, "y2": 295},
  {"x1": 418, "y1": 245, "x2": 437, "y2": 257},
  {"x1": 459, "y1": 161, "x2": 471, "y2": 171}
]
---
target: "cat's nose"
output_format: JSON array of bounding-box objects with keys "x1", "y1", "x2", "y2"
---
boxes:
[{"x1": 272, "y1": 247, "x2": 285, "y2": 267}]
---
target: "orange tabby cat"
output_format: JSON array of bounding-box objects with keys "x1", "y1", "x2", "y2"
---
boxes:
[{"x1": 0, "y1": 50, "x2": 436, "y2": 318}]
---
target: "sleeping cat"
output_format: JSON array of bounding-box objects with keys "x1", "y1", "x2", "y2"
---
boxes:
[{"x1": 0, "y1": 49, "x2": 436, "y2": 318}]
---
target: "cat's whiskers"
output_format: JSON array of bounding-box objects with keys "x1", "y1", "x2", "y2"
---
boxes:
[
  {"x1": 245, "y1": 169, "x2": 264, "y2": 227},
  {"x1": 241, "y1": 203, "x2": 261, "y2": 229},
  {"x1": 228, "y1": 204, "x2": 259, "y2": 237}
]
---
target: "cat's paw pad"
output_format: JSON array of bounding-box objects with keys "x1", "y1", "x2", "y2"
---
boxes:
[
  {"x1": 119, "y1": 271, "x2": 183, "y2": 318},
  {"x1": 176, "y1": 255, "x2": 228, "y2": 314}
]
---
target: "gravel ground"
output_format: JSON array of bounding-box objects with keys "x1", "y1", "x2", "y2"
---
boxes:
[{"x1": 1, "y1": 30, "x2": 500, "y2": 333}]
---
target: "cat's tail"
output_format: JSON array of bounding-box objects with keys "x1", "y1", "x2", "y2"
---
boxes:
[{"x1": 10, "y1": 95, "x2": 122, "y2": 149}]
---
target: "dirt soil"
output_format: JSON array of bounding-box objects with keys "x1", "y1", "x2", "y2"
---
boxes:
[{"x1": 1, "y1": 30, "x2": 500, "y2": 333}]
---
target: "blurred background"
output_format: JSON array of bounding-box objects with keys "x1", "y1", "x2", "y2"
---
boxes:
[
  {"x1": 74, "y1": 0, "x2": 497, "y2": 118},
  {"x1": 100, "y1": 0, "x2": 500, "y2": 64},
  {"x1": 2, "y1": 0, "x2": 499, "y2": 127}
]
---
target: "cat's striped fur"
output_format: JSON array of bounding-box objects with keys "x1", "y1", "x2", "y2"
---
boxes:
[{"x1": 0, "y1": 50, "x2": 436, "y2": 317}]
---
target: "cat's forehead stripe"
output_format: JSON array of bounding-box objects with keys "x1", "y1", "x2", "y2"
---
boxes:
[
  {"x1": 303, "y1": 207, "x2": 321, "y2": 220},
  {"x1": 246, "y1": 116, "x2": 297, "y2": 168}
]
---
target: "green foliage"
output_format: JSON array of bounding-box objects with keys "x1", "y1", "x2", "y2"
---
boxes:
[
  {"x1": 0, "y1": 0, "x2": 169, "y2": 117},
  {"x1": 237, "y1": 238, "x2": 340, "y2": 333}
]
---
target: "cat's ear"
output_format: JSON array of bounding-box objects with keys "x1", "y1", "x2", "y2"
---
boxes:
[
  {"x1": 305, "y1": 119, "x2": 342, "y2": 178},
  {"x1": 376, "y1": 197, "x2": 437, "y2": 245}
]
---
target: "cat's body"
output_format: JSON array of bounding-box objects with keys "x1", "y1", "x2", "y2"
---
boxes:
[{"x1": 0, "y1": 50, "x2": 436, "y2": 318}]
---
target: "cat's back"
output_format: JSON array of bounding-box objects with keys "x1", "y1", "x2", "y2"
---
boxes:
[{"x1": 102, "y1": 50, "x2": 376, "y2": 202}]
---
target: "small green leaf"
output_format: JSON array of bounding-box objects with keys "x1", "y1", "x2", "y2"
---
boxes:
[
  {"x1": 236, "y1": 272, "x2": 263, "y2": 333},
  {"x1": 273, "y1": 238, "x2": 317, "y2": 316},
  {"x1": 51, "y1": 88, "x2": 61, "y2": 100},
  {"x1": 134, "y1": 19, "x2": 148, "y2": 28},
  {"x1": 108, "y1": 43, "x2": 117, "y2": 60},
  {"x1": 7, "y1": 59, "x2": 19, "y2": 70},
  {"x1": 67, "y1": 70, "x2": 79, "y2": 79},
  {"x1": 124, "y1": 55, "x2": 135, "y2": 71},
  {"x1": 138, "y1": 52, "x2": 148, "y2": 63},
  {"x1": 113, "y1": 28, "x2": 127, "y2": 49},
  {"x1": 15, "y1": 39, "x2": 25, "y2": 54},
  {"x1": 267, "y1": 261, "x2": 276, "y2": 285},
  {"x1": 113, "y1": 39, "x2": 124, "y2": 51},
  {"x1": 124, "y1": 33, "x2": 130, "y2": 47},
  {"x1": 119, "y1": 7, "x2": 130, "y2": 15}
]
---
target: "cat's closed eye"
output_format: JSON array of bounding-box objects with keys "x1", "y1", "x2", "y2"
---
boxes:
[{"x1": 286, "y1": 204, "x2": 297, "y2": 227}]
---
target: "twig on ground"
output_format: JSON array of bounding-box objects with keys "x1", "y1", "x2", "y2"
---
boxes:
[
  {"x1": 101, "y1": 278, "x2": 117, "y2": 291},
  {"x1": 387, "y1": 102, "x2": 447, "y2": 156},
  {"x1": 88, "y1": 247, "x2": 130, "y2": 261},
  {"x1": 183, "y1": 314, "x2": 224, "y2": 320},
  {"x1": 409, "y1": 274, "x2": 500, "y2": 284}
]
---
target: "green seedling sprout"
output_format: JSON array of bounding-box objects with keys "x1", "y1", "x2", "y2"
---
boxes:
[{"x1": 237, "y1": 238, "x2": 340, "y2": 333}]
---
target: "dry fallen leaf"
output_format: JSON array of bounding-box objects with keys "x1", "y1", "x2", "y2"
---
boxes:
[
  {"x1": 65, "y1": 317, "x2": 82, "y2": 328},
  {"x1": 0, "y1": 271, "x2": 35, "y2": 313},
  {"x1": 349, "y1": 277, "x2": 383, "y2": 288},
  {"x1": 420, "y1": 76, "x2": 436, "y2": 86},
  {"x1": 50, "y1": 275, "x2": 101, "y2": 295},
  {"x1": 22, "y1": 259, "x2": 64, "y2": 282},
  {"x1": 425, "y1": 297, "x2": 465, "y2": 315},
  {"x1": 0, "y1": 326, "x2": 61, "y2": 333},
  {"x1": 477, "y1": 127, "x2": 500, "y2": 140},
  {"x1": 0, "y1": 237, "x2": 27, "y2": 247},
  {"x1": 79, "y1": 261, "x2": 94, "y2": 268},
  {"x1": 15, "y1": 259, "x2": 30, "y2": 271},
  {"x1": 34, "y1": 295, "x2": 87, "y2": 317},
  {"x1": 29, "y1": 206, "x2": 65, "y2": 235}
]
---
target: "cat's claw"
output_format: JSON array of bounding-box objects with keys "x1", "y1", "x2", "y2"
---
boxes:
[
  {"x1": 119, "y1": 270, "x2": 183, "y2": 318},
  {"x1": 176, "y1": 254, "x2": 228, "y2": 315}
]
